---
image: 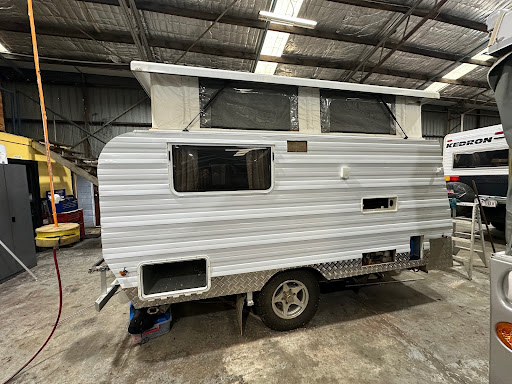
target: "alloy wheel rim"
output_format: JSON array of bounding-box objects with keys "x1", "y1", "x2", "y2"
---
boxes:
[{"x1": 271, "y1": 280, "x2": 309, "y2": 320}]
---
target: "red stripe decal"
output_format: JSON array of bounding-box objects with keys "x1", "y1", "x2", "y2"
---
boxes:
[{"x1": 143, "y1": 325, "x2": 161, "y2": 335}]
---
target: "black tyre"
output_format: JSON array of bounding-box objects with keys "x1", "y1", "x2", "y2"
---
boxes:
[
  {"x1": 492, "y1": 221, "x2": 505, "y2": 232},
  {"x1": 256, "y1": 270, "x2": 319, "y2": 331}
]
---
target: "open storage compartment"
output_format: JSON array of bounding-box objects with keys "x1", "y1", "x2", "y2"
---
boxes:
[
  {"x1": 361, "y1": 197, "x2": 397, "y2": 213},
  {"x1": 138, "y1": 257, "x2": 210, "y2": 299},
  {"x1": 362, "y1": 249, "x2": 396, "y2": 266},
  {"x1": 409, "y1": 236, "x2": 424, "y2": 260}
]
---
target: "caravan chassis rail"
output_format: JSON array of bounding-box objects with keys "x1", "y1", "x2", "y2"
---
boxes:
[{"x1": 123, "y1": 251, "x2": 429, "y2": 309}]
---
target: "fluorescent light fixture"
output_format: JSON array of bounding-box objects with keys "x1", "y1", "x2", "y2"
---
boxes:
[
  {"x1": 255, "y1": 0, "x2": 308, "y2": 75},
  {"x1": 442, "y1": 63, "x2": 478, "y2": 80},
  {"x1": 258, "y1": 11, "x2": 317, "y2": 29},
  {"x1": 424, "y1": 45, "x2": 492, "y2": 93},
  {"x1": 0, "y1": 42, "x2": 9, "y2": 53},
  {"x1": 255, "y1": 61, "x2": 278, "y2": 75},
  {"x1": 424, "y1": 82, "x2": 449, "y2": 93}
]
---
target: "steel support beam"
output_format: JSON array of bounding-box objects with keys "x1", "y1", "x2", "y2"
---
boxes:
[
  {"x1": 328, "y1": 0, "x2": 487, "y2": 32},
  {"x1": 264, "y1": 55, "x2": 488, "y2": 88},
  {"x1": 118, "y1": 0, "x2": 148, "y2": 60},
  {"x1": 127, "y1": 0, "x2": 154, "y2": 61},
  {"x1": 0, "y1": 44, "x2": 489, "y2": 89},
  {"x1": 251, "y1": 0, "x2": 278, "y2": 72},
  {"x1": 344, "y1": 0, "x2": 424, "y2": 81},
  {"x1": 174, "y1": 0, "x2": 239, "y2": 64},
  {"x1": 360, "y1": 0, "x2": 450, "y2": 83},
  {"x1": 73, "y1": 0, "x2": 492, "y2": 67},
  {"x1": 70, "y1": 96, "x2": 148, "y2": 148},
  {"x1": 17, "y1": 90, "x2": 107, "y2": 144},
  {"x1": 32, "y1": 141, "x2": 99, "y2": 185}
]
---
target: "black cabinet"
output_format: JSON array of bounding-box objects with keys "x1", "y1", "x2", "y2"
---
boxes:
[{"x1": 0, "y1": 164, "x2": 37, "y2": 282}]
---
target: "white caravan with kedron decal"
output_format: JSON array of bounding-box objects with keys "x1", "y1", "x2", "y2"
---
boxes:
[{"x1": 443, "y1": 125, "x2": 508, "y2": 230}]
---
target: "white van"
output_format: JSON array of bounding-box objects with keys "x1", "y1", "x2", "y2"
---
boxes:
[{"x1": 443, "y1": 125, "x2": 508, "y2": 230}]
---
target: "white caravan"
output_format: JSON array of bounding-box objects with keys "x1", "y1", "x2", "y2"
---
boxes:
[
  {"x1": 443, "y1": 125, "x2": 507, "y2": 230},
  {"x1": 95, "y1": 62, "x2": 451, "y2": 332}
]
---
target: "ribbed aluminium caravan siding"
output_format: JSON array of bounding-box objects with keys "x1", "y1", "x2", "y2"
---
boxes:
[{"x1": 98, "y1": 130, "x2": 452, "y2": 289}]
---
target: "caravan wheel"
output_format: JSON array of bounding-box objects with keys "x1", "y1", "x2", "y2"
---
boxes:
[{"x1": 256, "y1": 270, "x2": 319, "y2": 331}]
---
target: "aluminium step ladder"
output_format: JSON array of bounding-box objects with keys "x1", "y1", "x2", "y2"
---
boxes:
[{"x1": 452, "y1": 201, "x2": 489, "y2": 280}]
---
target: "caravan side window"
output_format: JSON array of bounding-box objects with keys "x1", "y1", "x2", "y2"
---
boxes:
[
  {"x1": 171, "y1": 145, "x2": 273, "y2": 193},
  {"x1": 453, "y1": 149, "x2": 509, "y2": 169}
]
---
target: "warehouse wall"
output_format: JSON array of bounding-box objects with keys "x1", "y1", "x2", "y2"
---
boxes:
[
  {"x1": 1, "y1": 80, "x2": 502, "y2": 158},
  {"x1": 1, "y1": 81, "x2": 151, "y2": 158},
  {"x1": 422, "y1": 105, "x2": 501, "y2": 147},
  {"x1": 76, "y1": 175, "x2": 96, "y2": 227}
]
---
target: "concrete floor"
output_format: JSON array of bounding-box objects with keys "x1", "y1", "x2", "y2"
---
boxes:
[{"x1": 0, "y1": 228, "x2": 504, "y2": 384}]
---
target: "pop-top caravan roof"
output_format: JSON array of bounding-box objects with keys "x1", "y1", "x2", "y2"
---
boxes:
[
  {"x1": 130, "y1": 61, "x2": 439, "y2": 136},
  {"x1": 131, "y1": 61, "x2": 439, "y2": 100}
]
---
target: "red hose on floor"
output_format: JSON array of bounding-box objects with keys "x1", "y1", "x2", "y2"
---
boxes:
[
  {"x1": 2, "y1": 248, "x2": 63, "y2": 384},
  {"x1": 2, "y1": 3, "x2": 65, "y2": 382}
]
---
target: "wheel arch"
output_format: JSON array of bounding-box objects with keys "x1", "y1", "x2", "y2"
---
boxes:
[{"x1": 260, "y1": 267, "x2": 326, "y2": 291}]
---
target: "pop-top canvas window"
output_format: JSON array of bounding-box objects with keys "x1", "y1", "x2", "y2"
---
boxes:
[
  {"x1": 199, "y1": 79, "x2": 298, "y2": 131},
  {"x1": 171, "y1": 145, "x2": 272, "y2": 193},
  {"x1": 320, "y1": 90, "x2": 395, "y2": 134}
]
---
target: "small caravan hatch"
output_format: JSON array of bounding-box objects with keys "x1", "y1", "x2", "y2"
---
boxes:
[{"x1": 138, "y1": 257, "x2": 211, "y2": 299}]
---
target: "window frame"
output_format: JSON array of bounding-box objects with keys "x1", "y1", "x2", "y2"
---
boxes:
[
  {"x1": 168, "y1": 142, "x2": 275, "y2": 196},
  {"x1": 452, "y1": 148, "x2": 509, "y2": 170}
]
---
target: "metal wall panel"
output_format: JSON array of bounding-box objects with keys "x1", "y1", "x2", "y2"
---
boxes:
[
  {"x1": 422, "y1": 109, "x2": 502, "y2": 145},
  {"x1": 76, "y1": 175, "x2": 96, "y2": 227},
  {"x1": 86, "y1": 87, "x2": 150, "y2": 124},
  {"x1": 422, "y1": 110, "x2": 448, "y2": 139},
  {"x1": 4, "y1": 82, "x2": 84, "y2": 121},
  {"x1": 464, "y1": 114, "x2": 478, "y2": 131},
  {"x1": 2, "y1": 81, "x2": 152, "y2": 157},
  {"x1": 98, "y1": 130, "x2": 452, "y2": 289},
  {"x1": 1, "y1": 79, "x2": 501, "y2": 160},
  {"x1": 480, "y1": 115, "x2": 502, "y2": 128}
]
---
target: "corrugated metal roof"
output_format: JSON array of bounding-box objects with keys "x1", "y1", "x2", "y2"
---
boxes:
[{"x1": 0, "y1": 0, "x2": 508, "y2": 103}]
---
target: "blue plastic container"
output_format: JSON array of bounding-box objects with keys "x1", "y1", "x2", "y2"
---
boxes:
[
  {"x1": 129, "y1": 303, "x2": 172, "y2": 344},
  {"x1": 46, "y1": 189, "x2": 79, "y2": 213}
]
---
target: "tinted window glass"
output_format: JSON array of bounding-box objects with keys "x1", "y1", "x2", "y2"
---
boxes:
[
  {"x1": 453, "y1": 149, "x2": 509, "y2": 169},
  {"x1": 172, "y1": 145, "x2": 272, "y2": 192}
]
